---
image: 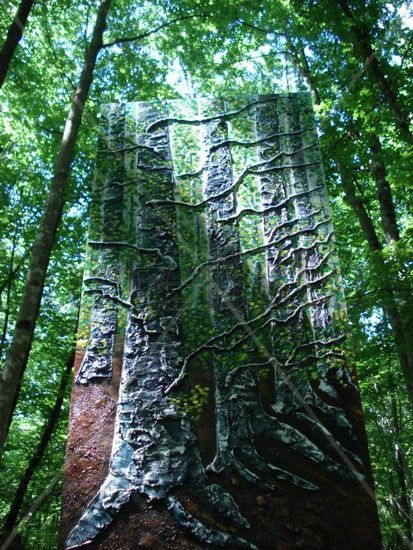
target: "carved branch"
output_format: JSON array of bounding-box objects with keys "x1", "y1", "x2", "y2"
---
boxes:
[
  {"x1": 165, "y1": 294, "x2": 332, "y2": 395},
  {"x1": 221, "y1": 187, "x2": 324, "y2": 223},
  {"x1": 147, "y1": 146, "x2": 319, "y2": 210},
  {"x1": 285, "y1": 335, "x2": 347, "y2": 365},
  {"x1": 267, "y1": 209, "x2": 321, "y2": 241},
  {"x1": 225, "y1": 349, "x2": 347, "y2": 387},
  {"x1": 168, "y1": 224, "x2": 332, "y2": 297},
  {"x1": 146, "y1": 97, "x2": 280, "y2": 132},
  {"x1": 88, "y1": 240, "x2": 174, "y2": 265},
  {"x1": 83, "y1": 288, "x2": 136, "y2": 315},
  {"x1": 208, "y1": 127, "x2": 315, "y2": 154},
  {"x1": 84, "y1": 276, "x2": 118, "y2": 288}
]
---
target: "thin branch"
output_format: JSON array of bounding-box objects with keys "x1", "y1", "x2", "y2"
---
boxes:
[
  {"x1": 0, "y1": 230, "x2": 18, "y2": 362},
  {"x1": 237, "y1": 19, "x2": 283, "y2": 37},
  {"x1": 0, "y1": 250, "x2": 29, "y2": 296},
  {"x1": 102, "y1": 14, "x2": 210, "y2": 48}
]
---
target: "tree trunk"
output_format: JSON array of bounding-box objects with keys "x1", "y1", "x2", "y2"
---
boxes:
[
  {"x1": 0, "y1": 0, "x2": 112, "y2": 459},
  {"x1": 1, "y1": 345, "x2": 75, "y2": 543},
  {"x1": 0, "y1": 229, "x2": 18, "y2": 362},
  {"x1": 336, "y1": 0, "x2": 413, "y2": 144},
  {"x1": 338, "y1": 165, "x2": 413, "y2": 407},
  {"x1": 389, "y1": 374, "x2": 413, "y2": 543},
  {"x1": 368, "y1": 134, "x2": 400, "y2": 244},
  {"x1": 0, "y1": 0, "x2": 36, "y2": 89},
  {"x1": 338, "y1": 163, "x2": 382, "y2": 251}
]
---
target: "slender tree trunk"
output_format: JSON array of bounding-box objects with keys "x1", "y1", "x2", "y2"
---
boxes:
[
  {"x1": 389, "y1": 374, "x2": 413, "y2": 543},
  {"x1": 368, "y1": 134, "x2": 400, "y2": 244},
  {"x1": 1, "y1": 344, "x2": 75, "y2": 541},
  {"x1": 0, "y1": 0, "x2": 36, "y2": 89},
  {"x1": 379, "y1": 293, "x2": 413, "y2": 409},
  {"x1": 0, "y1": 0, "x2": 112, "y2": 459},
  {"x1": 367, "y1": 135, "x2": 413, "y2": 361},
  {"x1": 338, "y1": 164, "x2": 413, "y2": 406},
  {"x1": 0, "y1": 229, "x2": 18, "y2": 362},
  {"x1": 337, "y1": 163, "x2": 382, "y2": 251},
  {"x1": 285, "y1": 37, "x2": 321, "y2": 106},
  {"x1": 336, "y1": 0, "x2": 413, "y2": 144},
  {"x1": 0, "y1": 250, "x2": 28, "y2": 297},
  {"x1": 367, "y1": 279, "x2": 413, "y2": 412},
  {"x1": 394, "y1": 441, "x2": 412, "y2": 543}
]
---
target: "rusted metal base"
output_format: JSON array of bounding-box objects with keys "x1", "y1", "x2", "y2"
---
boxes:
[{"x1": 60, "y1": 350, "x2": 381, "y2": 549}]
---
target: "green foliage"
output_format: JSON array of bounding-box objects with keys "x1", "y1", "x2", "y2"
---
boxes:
[{"x1": 172, "y1": 384, "x2": 210, "y2": 420}]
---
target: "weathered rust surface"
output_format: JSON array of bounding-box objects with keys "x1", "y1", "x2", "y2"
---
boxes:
[
  {"x1": 59, "y1": 346, "x2": 121, "y2": 547},
  {"x1": 60, "y1": 353, "x2": 379, "y2": 549}
]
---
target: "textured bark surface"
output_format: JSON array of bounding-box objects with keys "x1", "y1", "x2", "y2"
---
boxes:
[
  {"x1": 0, "y1": 0, "x2": 36, "y2": 89},
  {"x1": 60, "y1": 95, "x2": 381, "y2": 549}
]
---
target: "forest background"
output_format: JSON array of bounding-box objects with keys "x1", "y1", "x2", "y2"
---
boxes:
[{"x1": 0, "y1": 0, "x2": 412, "y2": 548}]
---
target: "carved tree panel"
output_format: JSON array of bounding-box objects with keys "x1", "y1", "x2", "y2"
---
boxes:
[{"x1": 60, "y1": 95, "x2": 382, "y2": 550}]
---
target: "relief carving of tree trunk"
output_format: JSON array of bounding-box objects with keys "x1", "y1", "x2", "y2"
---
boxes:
[{"x1": 60, "y1": 95, "x2": 382, "y2": 550}]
